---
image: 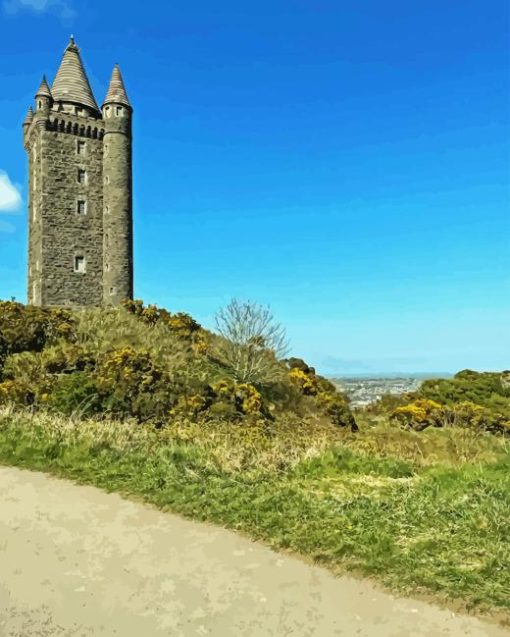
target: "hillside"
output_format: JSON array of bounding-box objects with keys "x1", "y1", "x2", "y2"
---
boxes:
[
  {"x1": 0, "y1": 299, "x2": 509, "y2": 622},
  {"x1": 0, "y1": 299, "x2": 356, "y2": 431}
]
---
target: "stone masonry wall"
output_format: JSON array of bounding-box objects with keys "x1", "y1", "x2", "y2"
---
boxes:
[
  {"x1": 102, "y1": 108, "x2": 133, "y2": 305},
  {"x1": 27, "y1": 132, "x2": 43, "y2": 305},
  {"x1": 37, "y1": 116, "x2": 104, "y2": 306}
]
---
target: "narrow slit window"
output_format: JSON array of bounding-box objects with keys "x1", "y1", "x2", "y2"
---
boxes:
[
  {"x1": 77, "y1": 140, "x2": 86, "y2": 155},
  {"x1": 74, "y1": 256, "x2": 86, "y2": 273},
  {"x1": 109, "y1": 286, "x2": 116, "y2": 295},
  {"x1": 77, "y1": 200, "x2": 86, "y2": 215},
  {"x1": 116, "y1": 106, "x2": 123, "y2": 116},
  {"x1": 77, "y1": 169, "x2": 87, "y2": 184}
]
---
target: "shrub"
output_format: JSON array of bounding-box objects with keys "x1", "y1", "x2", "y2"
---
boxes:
[
  {"x1": 95, "y1": 347, "x2": 178, "y2": 423},
  {"x1": 364, "y1": 392, "x2": 412, "y2": 415},
  {"x1": 42, "y1": 344, "x2": 96, "y2": 374},
  {"x1": 0, "y1": 378, "x2": 35, "y2": 405},
  {"x1": 46, "y1": 371, "x2": 102, "y2": 416},
  {"x1": 288, "y1": 367, "x2": 318, "y2": 395},
  {"x1": 390, "y1": 399, "x2": 444, "y2": 431},
  {"x1": 209, "y1": 379, "x2": 263, "y2": 417},
  {"x1": 0, "y1": 301, "x2": 76, "y2": 354},
  {"x1": 122, "y1": 299, "x2": 202, "y2": 338},
  {"x1": 450, "y1": 401, "x2": 510, "y2": 435},
  {"x1": 316, "y1": 391, "x2": 358, "y2": 431},
  {"x1": 418, "y1": 370, "x2": 509, "y2": 410},
  {"x1": 0, "y1": 333, "x2": 7, "y2": 379},
  {"x1": 2, "y1": 350, "x2": 53, "y2": 403},
  {"x1": 285, "y1": 357, "x2": 316, "y2": 375}
]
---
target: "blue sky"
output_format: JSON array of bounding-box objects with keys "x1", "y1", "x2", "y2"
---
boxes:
[{"x1": 0, "y1": 0, "x2": 508, "y2": 375}]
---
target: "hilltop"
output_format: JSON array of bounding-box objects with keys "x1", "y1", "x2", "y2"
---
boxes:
[{"x1": 0, "y1": 299, "x2": 356, "y2": 431}]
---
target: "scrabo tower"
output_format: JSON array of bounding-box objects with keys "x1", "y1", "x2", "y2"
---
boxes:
[{"x1": 22, "y1": 37, "x2": 133, "y2": 307}]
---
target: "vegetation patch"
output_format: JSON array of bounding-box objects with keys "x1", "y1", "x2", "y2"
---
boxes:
[
  {"x1": 0, "y1": 407, "x2": 508, "y2": 620},
  {"x1": 1, "y1": 298, "x2": 509, "y2": 621}
]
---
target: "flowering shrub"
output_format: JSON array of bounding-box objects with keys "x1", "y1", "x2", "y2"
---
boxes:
[
  {"x1": 208, "y1": 379, "x2": 263, "y2": 416},
  {"x1": 95, "y1": 347, "x2": 178, "y2": 422},
  {"x1": 0, "y1": 378, "x2": 35, "y2": 405},
  {"x1": 42, "y1": 344, "x2": 96, "y2": 374},
  {"x1": 0, "y1": 301, "x2": 76, "y2": 354},
  {"x1": 122, "y1": 299, "x2": 201, "y2": 338},
  {"x1": 450, "y1": 401, "x2": 510, "y2": 435},
  {"x1": 191, "y1": 330, "x2": 209, "y2": 355},
  {"x1": 0, "y1": 333, "x2": 7, "y2": 379},
  {"x1": 391, "y1": 399, "x2": 444, "y2": 431},
  {"x1": 286, "y1": 360, "x2": 356, "y2": 429},
  {"x1": 288, "y1": 368, "x2": 318, "y2": 395},
  {"x1": 317, "y1": 391, "x2": 358, "y2": 431}
]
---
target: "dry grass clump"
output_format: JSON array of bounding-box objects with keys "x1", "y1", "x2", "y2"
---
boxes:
[
  {"x1": 0, "y1": 405, "x2": 345, "y2": 474},
  {"x1": 348, "y1": 415, "x2": 508, "y2": 468}
]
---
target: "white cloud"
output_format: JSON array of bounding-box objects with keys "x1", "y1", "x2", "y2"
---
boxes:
[
  {"x1": 3, "y1": 0, "x2": 75, "y2": 19},
  {"x1": 0, "y1": 170, "x2": 22, "y2": 213}
]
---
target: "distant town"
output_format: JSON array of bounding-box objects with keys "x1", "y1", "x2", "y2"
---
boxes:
[{"x1": 330, "y1": 374, "x2": 451, "y2": 407}]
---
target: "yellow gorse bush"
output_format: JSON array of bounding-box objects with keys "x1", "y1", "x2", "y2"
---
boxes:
[
  {"x1": 391, "y1": 399, "x2": 444, "y2": 430},
  {"x1": 288, "y1": 367, "x2": 318, "y2": 395}
]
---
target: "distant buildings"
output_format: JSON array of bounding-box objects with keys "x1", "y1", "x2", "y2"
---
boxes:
[{"x1": 331, "y1": 377, "x2": 422, "y2": 407}]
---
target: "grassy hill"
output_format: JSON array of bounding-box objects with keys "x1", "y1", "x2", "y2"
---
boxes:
[
  {"x1": 0, "y1": 299, "x2": 509, "y2": 622},
  {"x1": 0, "y1": 299, "x2": 356, "y2": 430}
]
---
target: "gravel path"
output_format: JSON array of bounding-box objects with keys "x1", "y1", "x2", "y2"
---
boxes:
[{"x1": 0, "y1": 465, "x2": 508, "y2": 637}]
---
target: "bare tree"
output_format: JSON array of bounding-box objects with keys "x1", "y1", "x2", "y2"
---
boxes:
[{"x1": 214, "y1": 299, "x2": 290, "y2": 385}]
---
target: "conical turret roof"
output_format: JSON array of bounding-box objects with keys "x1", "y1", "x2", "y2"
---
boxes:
[
  {"x1": 35, "y1": 75, "x2": 52, "y2": 98},
  {"x1": 103, "y1": 64, "x2": 131, "y2": 108},
  {"x1": 23, "y1": 106, "x2": 34, "y2": 125},
  {"x1": 52, "y1": 37, "x2": 100, "y2": 113}
]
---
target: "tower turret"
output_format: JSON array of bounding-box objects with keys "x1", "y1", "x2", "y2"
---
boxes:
[
  {"x1": 33, "y1": 76, "x2": 52, "y2": 137},
  {"x1": 22, "y1": 106, "x2": 34, "y2": 132},
  {"x1": 35, "y1": 76, "x2": 52, "y2": 115},
  {"x1": 102, "y1": 64, "x2": 133, "y2": 305}
]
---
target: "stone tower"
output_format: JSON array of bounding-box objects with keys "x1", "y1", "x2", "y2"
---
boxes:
[{"x1": 23, "y1": 37, "x2": 133, "y2": 307}]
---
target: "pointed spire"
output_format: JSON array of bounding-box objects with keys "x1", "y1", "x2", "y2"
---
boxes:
[
  {"x1": 51, "y1": 37, "x2": 100, "y2": 114},
  {"x1": 23, "y1": 106, "x2": 34, "y2": 126},
  {"x1": 103, "y1": 64, "x2": 131, "y2": 108},
  {"x1": 35, "y1": 75, "x2": 52, "y2": 99}
]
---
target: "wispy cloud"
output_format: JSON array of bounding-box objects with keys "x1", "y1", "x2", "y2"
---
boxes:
[
  {"x1": 3, "y1": 0, "x2": 75, "y2": 20},
  {"x1": 0, "y1": 170, "x2": 22, "y2": 233}
]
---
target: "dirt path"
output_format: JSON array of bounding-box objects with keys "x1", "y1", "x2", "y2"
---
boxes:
[{"x1": 0, "y1": 465, "x2": 508, "y2": 637}]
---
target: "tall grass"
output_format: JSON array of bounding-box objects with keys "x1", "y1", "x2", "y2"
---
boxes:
[{"x1": 0, "y1": 406, "x2": 508, "y2": 621}]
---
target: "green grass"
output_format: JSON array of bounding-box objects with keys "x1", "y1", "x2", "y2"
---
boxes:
[{"x1": 0, "y1": 406, "x2": 509, "y2": 621}]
